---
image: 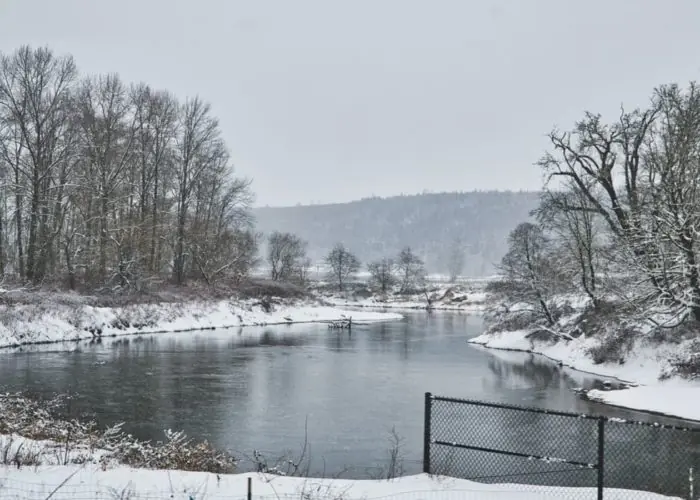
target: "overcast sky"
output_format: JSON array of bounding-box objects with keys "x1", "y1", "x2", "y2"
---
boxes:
[{"x1": 1, "y1": 0, "x2": 700, "y2": 207}]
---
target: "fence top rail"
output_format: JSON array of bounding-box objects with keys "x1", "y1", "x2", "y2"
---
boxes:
[{"x1": 428, "y1": 393, "x2": 700, "y2": 432}]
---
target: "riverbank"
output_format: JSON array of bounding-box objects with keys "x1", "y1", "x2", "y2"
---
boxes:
[
  {"x1": 321, "y1": 285, "x2": 490, "y2": 312},
  {"x1": 469, "y1": 300, "x2": 700, "y2": 421},
  {"x1": 0, "y1": 466, "x2": 678, "y2": 499},
  {"x1": 0, "y1": 294, "x2": 402, "y2": 349}
]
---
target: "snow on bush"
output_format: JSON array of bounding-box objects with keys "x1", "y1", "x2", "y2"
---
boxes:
[{"x1": 0, "y1": 393, "x2": 236, "y2": 473}]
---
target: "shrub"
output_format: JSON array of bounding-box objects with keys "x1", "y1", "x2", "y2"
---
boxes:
[{"x1": 587, "y1": 327, "x2": 637, "y2": 365}]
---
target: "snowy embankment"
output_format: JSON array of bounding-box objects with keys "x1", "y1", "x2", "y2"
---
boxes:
[
  {"x1": 0, "y1": 298, "x2": 402, "y2": 349},
  {"x1": 469, "y1": 301, "x2": 700, "y2": 421},
  {"x1": 0, "y1": 466, "x2": 678, "y2": 500},
  {"x1": 324, "y1": 287, "x2": 490, "y2": 312}
]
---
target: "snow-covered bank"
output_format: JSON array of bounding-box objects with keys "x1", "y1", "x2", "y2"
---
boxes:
[
  {"x1": 587, "y1": 381, "x2": 700, "y2": 421},
  {"x1": 0, "y1": 299, "x2": 402, "y2": 349},
  {"x1": 0, "y1": 466, "x2": 679, "y2": 500},
  {"x1": 469, "y1": 329, "x2": 700, "y2": 421},
  {"x1": 323, "y1": 286, "x2": 490, "y2": 312}
]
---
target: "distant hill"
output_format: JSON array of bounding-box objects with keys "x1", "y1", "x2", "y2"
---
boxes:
[{"x1": 253, "y1": 191, "x2": 540, "y2": 276}]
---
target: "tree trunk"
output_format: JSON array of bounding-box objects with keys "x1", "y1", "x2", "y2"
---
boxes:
[
  {"x1": 14, "y1": 176, "x2": 24, "y2": 279},
  {"x1": 26, "y1": 170, "x2": 41, "y2": 282},
  {"x1": 150, "y1": 162, "x2": 159, "y2": 273}
]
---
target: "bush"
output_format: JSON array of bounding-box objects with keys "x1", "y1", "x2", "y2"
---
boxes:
[
  {"x1": 0, "y1": 392, "x2": 237, "y2": 473},
  {"x1": 104, "y1": 426, "x2": 236, "y2": 473},
  {"x1": 587, "y1": 327, "x2": 637, "y2": 365},
  {"x1": 237, "y1": 279, "x2": 308, "y2": 299}
]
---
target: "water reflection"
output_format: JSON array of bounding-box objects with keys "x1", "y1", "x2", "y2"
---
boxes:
[{"x1": 0, "y1": 312, "x2": 697, "y2": 497}]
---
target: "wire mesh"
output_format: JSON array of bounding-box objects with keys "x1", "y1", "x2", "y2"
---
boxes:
[{"x1": 425, "y1": 393, "x2": 700, "y2": 499}]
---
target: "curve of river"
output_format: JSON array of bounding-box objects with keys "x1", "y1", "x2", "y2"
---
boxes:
[{"x1": 1, "y1": 311, "x2": 697, "y2": 497}]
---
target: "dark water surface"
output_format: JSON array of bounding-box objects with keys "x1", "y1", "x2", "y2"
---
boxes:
[{"x1": 1, "y1": 312, "x2": 697, "y2": 495}]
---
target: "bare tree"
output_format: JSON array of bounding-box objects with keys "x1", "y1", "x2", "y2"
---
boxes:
[
  {"x1": 637, "y1": 83, "x2": 700, "y2": 322},
  {"x1": 499, "y1": 222, "x2": 560, "y2": 325},
  {"x1": 172, "y1": 97, "x2": 225, "y2": 285},
  {"x1": 0, "y1": 45, "x2": 256, "y2": 291},
  {"x1": 267, "y1": 231, "x2": 308, "y2": 283},
  {"x1": 535, "y1": 185, "x2": 603, "y2": 306},
  {"x1": 396, "y1": 246, "x2": 425, "y2": 293},
  {"x1": 0, "y1": 46, "x2": 78, "y2": 282},
  {"x1": 447, "y1": 238, "x2": 465, "y2": 283},
  {"x1": 367, "y1": 258, "x2": 396, "y2": 293},
  {"x1": 324, "y1": 243, "x2": 360, "y2": 291}
]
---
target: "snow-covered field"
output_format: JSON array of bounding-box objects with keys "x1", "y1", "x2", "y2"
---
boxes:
[
  {"x1": 469, "y1": 328, "x2": 700, "y2": 421},
  {"x1": 0, "y1": 466, "x2": 679, "y2": 500},
  {"x1": 0, "y1": 299, "x2": 402, "y2": 349}
]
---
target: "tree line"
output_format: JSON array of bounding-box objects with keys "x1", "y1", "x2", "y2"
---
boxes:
[
  {"x1": 497, "y1": 82, "x2": 700, "y2": 330},
  {"x1": 0, "y1": 46, "x2": 256, "y2": 290},
  {"x1": 265, "y1": 230, "x2": 434, "y2": 292}
]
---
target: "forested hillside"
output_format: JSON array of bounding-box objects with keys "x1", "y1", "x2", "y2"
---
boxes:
[{"x1": 254, "y1": 191, "x2": 540, "y2": 276}]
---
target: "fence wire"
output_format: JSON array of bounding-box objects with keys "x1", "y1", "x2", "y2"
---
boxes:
[{"x1": 425, "y1": 393, "x2": 700, "y2": 500}]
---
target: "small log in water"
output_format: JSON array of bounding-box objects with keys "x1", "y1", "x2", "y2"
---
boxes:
[{"x1": 327, "y1": 317, "x2": 352, "y2": 329}]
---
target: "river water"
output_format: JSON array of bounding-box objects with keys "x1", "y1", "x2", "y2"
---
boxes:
[{"x1": 1, "y1": 311, "x2": 698, "y2": 496}]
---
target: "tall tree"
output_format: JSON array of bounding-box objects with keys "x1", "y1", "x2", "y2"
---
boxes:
[
  {"x1": 0, "y1": 45, "x2": 255, "y2": 290},
  {"x1": 172, "y1": 96, "x2": 224, "y2": 285},
  {"x1": 0, "y1": 46, "x2": 77, "y2": 282}
]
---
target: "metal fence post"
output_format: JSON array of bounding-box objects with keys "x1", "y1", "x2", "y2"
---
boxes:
[
  {"x1": 423, "y1": 392, "x2": 432, "y2": 474},
  {"x1": 247, "y1": 476, "x2": 252, "y2": 500},
  {"x1": 597, "y1": 417, "x2": 605, "y2": 500}
]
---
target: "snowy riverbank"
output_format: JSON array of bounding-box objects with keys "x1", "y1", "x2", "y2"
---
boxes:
[
  {"x1": 0, "y1": 297, "x2": 402, "y2": 349},
  {"x1": 322, "y1": 286, "x2": 490, "y2": 312},
  {"x1": 469, "y1": 327, "x2": 700, "y2": 422},
  {"x1": 0, "y1": 466, "x2": 679, "y2": 500}
]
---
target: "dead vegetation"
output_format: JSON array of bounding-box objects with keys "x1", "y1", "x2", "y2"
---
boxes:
[{"x1": 0, "y1": 392, "x2": 237, "y2": 473}]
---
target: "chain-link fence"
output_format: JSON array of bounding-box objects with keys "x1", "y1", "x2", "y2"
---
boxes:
[{"x1": 424, "y1": 393, "x2": 700, "y2": 499}]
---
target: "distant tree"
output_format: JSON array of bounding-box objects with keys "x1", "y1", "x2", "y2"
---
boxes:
[
  {"x1": 368, "y1": 258, "x2": 396, "y2": 293},
  {"x1": 447, "y1": 239, "x2": 465, "y2": 283},
  {"x1": 297, "y1": 257, "x2": 313, "y2": 286},
  {"x1": 325, "y1": 243, "x2": 360, "y2": 291},
  {"x1": 396, "y1": 247, "x2": 426, "y2": 293},
  {"x1": 267, "y1": 231, "x2": 308, "y2": 283}
]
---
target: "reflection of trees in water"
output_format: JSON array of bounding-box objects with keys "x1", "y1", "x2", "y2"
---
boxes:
[
  {"x1": 239, "y1": 330, "x2": 306, "y2": 348},
  {"x1": 486, "y1": 353, "x2": 570, "y2": 391}
]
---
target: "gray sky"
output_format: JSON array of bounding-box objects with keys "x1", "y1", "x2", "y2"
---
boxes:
[{"x1": 2, "y1": 0, "x2": 700, "y2": 207}]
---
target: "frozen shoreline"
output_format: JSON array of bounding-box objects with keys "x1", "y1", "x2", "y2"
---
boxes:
[
  {"x1": 0, "y1": 298, "x2": 403, "y2": 350},
  {"x1": 469, "y1": 329, "x2": 700, "y2": 422}
]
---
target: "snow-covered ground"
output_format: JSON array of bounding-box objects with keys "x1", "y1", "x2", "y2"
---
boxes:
[
  {"x1": 469, "y1": 328, "x2": 700, "y2": 421},
  {"x1": 0, "y1": 466, "x2": 679, "y2": 500},
  {"x1": 323, "y1": 286, "x2": 490, "y2": 312},
  {"x1": 0, "y1": 299, "x2": 402, "y2": 349},
  {"x1": 586, "y1": 381, "x2": 700, "y2": 421}
]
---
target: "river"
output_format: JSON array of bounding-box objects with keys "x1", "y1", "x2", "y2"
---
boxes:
[{"x1": 1, "y1": 311, "x2": 697, "y2": 496}]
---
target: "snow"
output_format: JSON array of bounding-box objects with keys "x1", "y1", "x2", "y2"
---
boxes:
[
  {"x1": 0, "y1": 434, "x2": 109, "y2": 466},
  {"x1": 0, "y1": 300, "x2": 403, "y2": 349},
  {"x1": 587, "y1": 381, "x2": 700, "y2": 421},
  {"x1": 323, "y1": 287, "x2": 490, "y2": 312},
  {"x1": 469, "y1": 329, "x2": 700, "y2": 421},
  {"x1": 0, "y1": 466, "x2": 680, "y2": 500}
]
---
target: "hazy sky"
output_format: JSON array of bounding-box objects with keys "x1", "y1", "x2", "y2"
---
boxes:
[{"x1": 2, "y1": 0, "x2": 700, "y2": 207}]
